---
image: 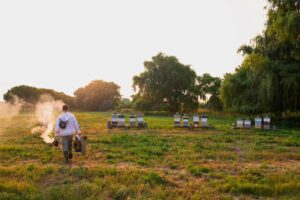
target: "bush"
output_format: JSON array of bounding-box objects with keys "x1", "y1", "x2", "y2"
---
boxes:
[{"x1": 133, "y1": 98, "x2": 153, "y2": 111}]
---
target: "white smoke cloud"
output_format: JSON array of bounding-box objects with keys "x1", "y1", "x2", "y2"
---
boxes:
[
  {"x1": 31, "y1": 94, "x2": 64, "y2": 143},
  {"x1": 0, "y1": 96, "x2": 24, "y2": 135},
  {"x1": 0, "y1": 95, "x2": 23, "y2": 119}
]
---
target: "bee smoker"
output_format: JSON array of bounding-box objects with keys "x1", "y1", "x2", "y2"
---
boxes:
[{"x1": 73, "y1": 135, "x2": 87, "y2": 155}]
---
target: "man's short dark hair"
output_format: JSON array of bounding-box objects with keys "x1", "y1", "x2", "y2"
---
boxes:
[{"x1": 62, "y1": 105, "x2": 69, "y2": 111}]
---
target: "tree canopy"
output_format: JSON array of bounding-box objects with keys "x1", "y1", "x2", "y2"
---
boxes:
[
  {"x1": 198, "y1": 73, "x2": 222, "y2": 111},
  {"x1": 132, "y1": 53, "x2": 199, "y2": 112},
  {"x1": 221, "y1": 0, "x2": 300, "y2": 115},
  {"x1": 74, "y1": 80, "x2": 121, "y2": 111}
]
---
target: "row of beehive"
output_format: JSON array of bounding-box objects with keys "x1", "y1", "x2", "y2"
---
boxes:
[
  {"x1": 174, "y1": 114, "x2": 210, "y2": 128},
  {"x1": 235, "y1": 116, "x2": 271, "y2": 130},
  {"x1": 107, "y1": 113, "x2": 146, "y2": 128},
  {"x1": 107, "y1": 113, "x2": 272, "y2": 130}
]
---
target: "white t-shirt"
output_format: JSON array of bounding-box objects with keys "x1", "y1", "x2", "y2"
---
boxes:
[{"x1": 55, "y1": 112, "x2": 81, "y2": 136}]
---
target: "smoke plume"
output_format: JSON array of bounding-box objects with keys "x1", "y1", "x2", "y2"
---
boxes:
[
  {"x1": 31, "y1": 94, "x2": 64, "y2": 143},
  {"x1": 0, "y1": 96, "x2": 23, "y2": 135},
  {"x1": 0, "y1": 95, "x2": 23, "y2": 119}
]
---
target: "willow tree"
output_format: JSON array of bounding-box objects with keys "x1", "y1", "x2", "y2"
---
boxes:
[
  {"x1": 132, "y1": 53, "x2": 199, "y2": 112},
  {"x1": 221, "y1": 0, "x2": 300, "y2": 115}
]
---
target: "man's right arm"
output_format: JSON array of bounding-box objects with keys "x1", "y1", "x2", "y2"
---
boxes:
[{"x1": 72, "y1": 115, "x2": 81, "y2": 134}]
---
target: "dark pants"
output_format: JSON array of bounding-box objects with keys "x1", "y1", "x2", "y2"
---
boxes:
[{"x1": 62, "y1": 135, "x2": 73, "y2": 162}]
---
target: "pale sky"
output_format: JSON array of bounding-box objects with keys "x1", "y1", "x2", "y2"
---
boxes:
[{"x1": 0, "y1": 0, "x2": 267, "y2": 100}]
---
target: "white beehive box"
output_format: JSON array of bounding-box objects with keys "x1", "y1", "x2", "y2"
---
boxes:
[
  {"x1": 118, "y1": 114, "x2": 125, "y2": 127},
  {"x1": 129, "y1": 114, "x2": 136, "y2": 127},
  {"x1": 255, "y1": 117, "x2": 262, "y2": 129},
  {"x1": 182, "y1": 115, "x2": 189, "y2": 127},
  {"x1": 111, "y1": 113, "x2": 118, "y2": 126},
  {"x1": 137, "y1": 115, "x2": 144, "y2": 125},
  {"x1": 201, "y1": 115, "x2": 208, "y2": 127},
  {"x1": 174, "y1": 114, "x2": 181, "y2": 127},
  {"x1": 236, "y1": 119, "x2": 243, "y2": 128},
  {"x1": 263, "y1": 116, "x2": 271, "y2": 130},
  {"x1": 244, "y1": 119, "x2": 251, "y2": 129},
  {"x1": 193, "y1": 114, "x2": 199, "y2": 127}
]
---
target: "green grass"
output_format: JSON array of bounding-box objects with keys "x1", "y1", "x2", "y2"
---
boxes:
[{"x1": 0, "y1": 112, "x2": 299, "y2": 199}]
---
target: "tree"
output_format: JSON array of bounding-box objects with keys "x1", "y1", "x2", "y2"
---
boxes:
[
  {"x1": 221, "y1": 0, "x2": 300, "y2": 115},
  {"x1": 117, "y1": 98, "x2": 133, "y2": 109},
  {"x1": 197, "y1": 73, "x2": 223, "y2": 111},
  {"x1": 132, "y1": 53, "x2": 199, "y2": 112},
  {"x1": 3, "y1": 85, "x2": 76, "y2": 108},
  {"x1": 74, "y1": 80, "x2": 121, "y2": 111}
]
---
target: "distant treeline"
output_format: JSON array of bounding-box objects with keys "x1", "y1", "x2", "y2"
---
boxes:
[
  {"x1": 4, "y1": 80, "x2": 121, "y2": 111},
  {"x1": 4, "y1": 85, "x2": 76, "y2": 107},
  {"x1": 3, "y1": 0, "x2": 300, "y2": 116},
  {"x1": 3, "y1": 68, "x2": 222, "y2": 113}
]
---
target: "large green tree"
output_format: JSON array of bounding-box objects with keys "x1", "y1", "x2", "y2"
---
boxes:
[
  {"x1": 74, "y1": 80, "x2": 121, "y2": 111},
  {"x1": 132, "y1": 53, "x2": 199, "y2": 112},
  {"x1": 221, "y1": 0, "x2": 300, "y2": 115}
]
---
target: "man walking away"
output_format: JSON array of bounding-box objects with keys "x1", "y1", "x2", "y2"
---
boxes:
[{"x1": 55, "y1": 105, "x2": 81, "y2": 163}]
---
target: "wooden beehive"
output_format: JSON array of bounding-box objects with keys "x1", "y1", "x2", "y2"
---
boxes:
[
  {"x1": 129, "y1": 114, "x2": 136, "y2": 127},
  {"x1": 182, "y1": 114, "x2": 189, "y2": 128},
  {"x1": 193, "y1": 114, "x2": 199, "y2": 127},
  {"x1": 255, "y1": 117, "x2": 262, "y2": 129},
  {"x1": 137, "y1": 114, "x2": 145, "y2": 127},
  {"x1": 244, "y1": 119, "x2": 251, "y2": 129},
  {"x1": 263, "y1": 116, "x2": 271, "y2": 130},
  {"x1": 174, "y1": 113, "x2": 181, "y2": 127},
  {"x1": 236, "y1": 118, "x2": 243, "y2": 128},
  {"x1": 111, "y1": 113, "x2": 118, "y2": 127},
  {"x1": 201, "y1": 115, "x2": 209, "y2": 127},
  {"x1": 118, "y1": 113, "x2": 125, "y2": 127}
]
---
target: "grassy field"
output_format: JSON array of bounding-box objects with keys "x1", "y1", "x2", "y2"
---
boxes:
[{"x1": 0, "y1": 112, "x2": 299, "y2": 200}]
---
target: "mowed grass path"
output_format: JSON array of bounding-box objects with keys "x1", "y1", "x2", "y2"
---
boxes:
[{"x1": 0, "y1": 112, "x2": 299, "y2": 200}]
